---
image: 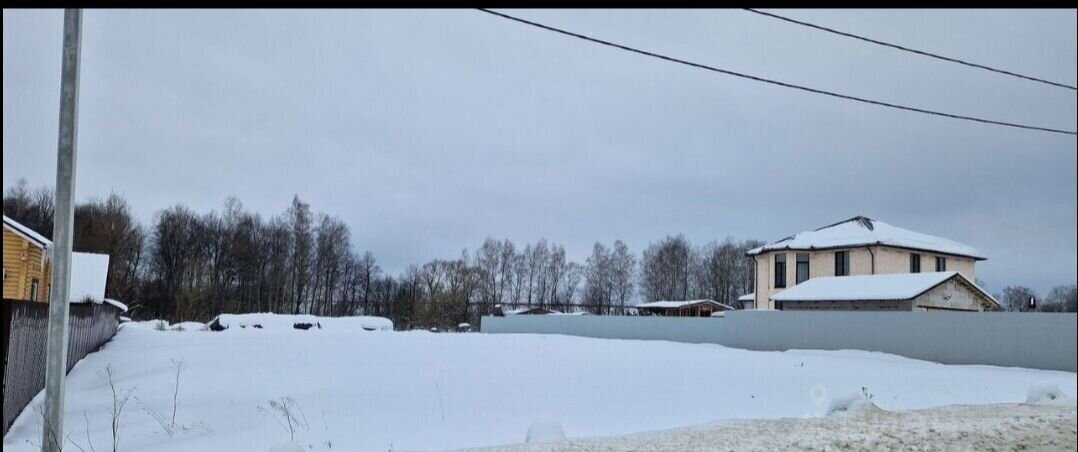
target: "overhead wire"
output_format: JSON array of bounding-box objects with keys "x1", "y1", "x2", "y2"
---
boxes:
[
  {"x1": 477, "y1": 9, "x2": 1077, "y2": 137},
  {"x1": 743, "y1": 8, "x2": 1078, "y2": 91}
]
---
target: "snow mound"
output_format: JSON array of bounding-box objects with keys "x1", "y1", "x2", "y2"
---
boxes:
[
  {"x1": 171, "y1": 321, "x2": 207, "y2": 332},
  {"x1": 211, "y1": 313, "x2": 393, "y2": 332},
  {"x1": 1026, "y1": 383, "x2": 1070, "y2": 405},
  {"x1": 267, "y1": 442, "x2": 304, "y2": 452},
  {"x1": 525, "y1": 420, "x2": 566, "y2": 444},
  {"x1": 826, "y1": 391, "x2": 882, "y2": 417}
]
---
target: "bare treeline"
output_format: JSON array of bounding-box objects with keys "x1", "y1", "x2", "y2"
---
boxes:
[
  {"x1": 3, "y1": 180, "x2": 765, "y2": 329},
  {"x1": 640, "y1": 235, "x2": 764, "y2": 307}
]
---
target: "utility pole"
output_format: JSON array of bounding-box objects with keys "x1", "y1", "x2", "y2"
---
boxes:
[{"x1": 41, "y1": 8, "x2": 82, "y2": 452}]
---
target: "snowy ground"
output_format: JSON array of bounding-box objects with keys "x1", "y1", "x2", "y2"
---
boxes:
[
  {"x1": 3, "y1": 315, "x2": 1075, "y2": 452},
  {"x1": 463, "y1": 401, "x2": 1078, "y2": 451}
]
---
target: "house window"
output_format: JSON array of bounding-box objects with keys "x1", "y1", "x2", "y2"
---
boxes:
[
  {"x1": 936, "y1": 256, "x2": 946, "y2": 272},
  {"x1": 910, "y1": 254, "x2": 921, "y2": 273},
  {"x1": 774, "y1": 254, "x2": 787, "y2": 288},
  {"x1": 31, "y1": 279, "x2": 40, "y2": 302},
  {"x1": 834, "y1": 251, "x2": 849, "y2": 276},
  {"x1": 796, "y1": 253, "x2": 810, "y2": 284}
]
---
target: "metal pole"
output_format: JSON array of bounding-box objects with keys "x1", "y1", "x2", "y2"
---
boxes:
[{"x1": 41, "y1": 8, "x2": 82, "y2": 452}]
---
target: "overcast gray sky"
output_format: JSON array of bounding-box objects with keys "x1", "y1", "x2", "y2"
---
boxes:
[{"x1": 4, "y1": 9, "x2": 1076, "y2": 293}]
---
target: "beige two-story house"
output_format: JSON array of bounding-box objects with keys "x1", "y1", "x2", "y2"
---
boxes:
[{"x1": 745, "y1": 216, "x2": 998, "y2": 312}]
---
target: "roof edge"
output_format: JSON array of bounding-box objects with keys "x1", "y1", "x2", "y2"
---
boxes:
[
  {"x1": 637, "y1": 299, "x2": 736, "y2": 310},
  {"x1": 3, "y1": 215, "x2": 52, "y2": 249},
  {"x1": 745, "y1": 242, "x2": 986, "y2": 261},
  {"x1": 772, "y1": 272, "x2": 998, "y2": 309}
]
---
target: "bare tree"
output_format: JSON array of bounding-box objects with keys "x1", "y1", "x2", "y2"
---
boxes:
[
  {"x1": 609, "y1": 241, "x2": 636, "y2": 314},
  {"x1": 1040, "y1": 285, "x2": 1077, "y2": 312},
  {"x1": 1000, "y1": 285, "x2": 1038, "y2": 312},
  {"x1": 356, "y1": 251, "x2": 381, "y2": 315},
  {"x1": 640, "y1": 235, "x2": 697, "y2": 302},
  {"x1": 558, "y1": 262, "x2": 584, "y2": 310},
  {"x1": 476, "y1": 238, "x2": 504, "y2": 314},
  {"x1": 287, "y1": 196, "x2": 313, "y2": 314},
  {"x1": 584, "y1": 243, "x2": 612, "y2": 314}
]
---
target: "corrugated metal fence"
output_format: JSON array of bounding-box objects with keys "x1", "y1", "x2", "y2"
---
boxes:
[
  {"x1": 482, "y1": 311, "x2": 1078, "y2": 372},
  {"x1": 2, "y1": 299, "x2": 121, "y2": 436}
]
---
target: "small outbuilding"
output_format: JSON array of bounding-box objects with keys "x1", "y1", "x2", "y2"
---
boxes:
[
  {"x1": 770, "y1": 271, "x2": 998, "y2": 312},
  {"x1": 492, "y1": 305, "x2": 563, "y2": 316},
  {"x1": 507, "y1": 307, "x2": 562, "y2": 315},
  {"x1": 636, "y1": 299, "x2": 735, "y2": 317},
  {"x1": 736, "y1": 293, "x2": 755, "y2": 310}
]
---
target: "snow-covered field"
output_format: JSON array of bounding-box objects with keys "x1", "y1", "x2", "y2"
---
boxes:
[{"x1": 3, "y1": 315, "x2": 1075, "y2": 452}]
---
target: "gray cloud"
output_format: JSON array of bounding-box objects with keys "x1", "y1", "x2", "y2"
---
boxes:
[{"x1": 4, "y1": 9, "x2": 1076, "y2": 293}]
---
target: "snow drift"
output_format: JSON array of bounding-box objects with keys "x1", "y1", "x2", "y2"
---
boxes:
[{"x1": 209, "y1": 313, "x2": 393, "y2": 332}]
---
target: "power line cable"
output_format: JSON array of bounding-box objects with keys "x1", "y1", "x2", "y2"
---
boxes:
[
  {"x1": 477, "y1": 8, "x2": 1077, "y2": 137},
  {"x1": 744, "y1": 8, "x2": 1077, "y2": 91}
]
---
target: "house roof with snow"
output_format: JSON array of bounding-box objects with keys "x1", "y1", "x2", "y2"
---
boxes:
[
  {"x1": 737, "y1": 293, "x2": 754, "y2": 302},
  {"x1": 636, "y1": 299, "x2": 735, "y2": 310},
  {"x1": 505, "y1": 307, "x2": 562, "y2": 315},
  {"x1": 746, "y1": 216, "x2": 985, "y2": 260},
  {"x1": 103, "y1": 298, "x2": 128, "y2": 312},
  {"x1": 771, "y1": 271, "x2": 998, "y2": 308},
  {"x1": 3, "y1": 215, "x2": 52, "y2": 249}
]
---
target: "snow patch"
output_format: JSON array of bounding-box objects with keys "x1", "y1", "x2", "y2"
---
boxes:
[
  {"x1": 171, "y1": 321, "x2": 207, "y2": 332},
  {"x1": 1026, "y1": 383, "x2": 1069, "y2": 405},
  {"x1": 267, "y1": 442, "x2": 304, "y2": 452},
  {"x1": 525, "y1": 420, "x2": 566, "y2": 444},
  {"x1": 825, "y1": 391, "x2": 881, "y2": 417},
  {"x1": 103, "y1": 298, "x2": 128, "y2": 312}
]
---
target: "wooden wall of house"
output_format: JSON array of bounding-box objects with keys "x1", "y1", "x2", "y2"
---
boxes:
[{"x1": 2, "y1": 228, "x2": 50, "y2": 302}]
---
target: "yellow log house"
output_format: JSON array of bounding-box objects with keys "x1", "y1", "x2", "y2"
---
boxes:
[{"x1": 3, "y1": 215, "x2": 52, "y2": 302}]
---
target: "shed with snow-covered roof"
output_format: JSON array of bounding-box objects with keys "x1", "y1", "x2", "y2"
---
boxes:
[
  {"x1": 493, "y1": 305, "x2": 562, "y2": 316},
  {"x1": 736, "y1": 293, "x2": 755, "y2": 309},
  {"x1": 636, "y1": 299, "x2": 734, "y2": 317}
]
